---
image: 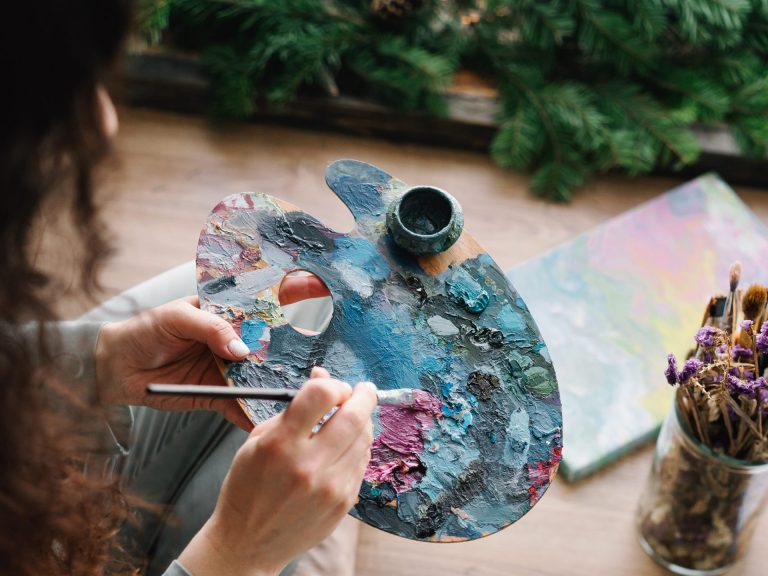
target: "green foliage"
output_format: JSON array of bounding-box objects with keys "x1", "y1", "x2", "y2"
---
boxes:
[
  {"x1": 138, "y1": 0, "x2": 768, "y2": 201},
  {"x1": 138, "y1": 0, "x2": 171, "y2": 43}
]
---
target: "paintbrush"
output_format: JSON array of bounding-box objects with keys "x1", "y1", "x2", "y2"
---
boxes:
[
  {"x1": 738, "y1": 284, "x2": 768, "y2": 347},
  {"x1": 706, "y1": 295, "x2": 727, "y2": 327},
  {"x1": 721, "y1": 261, "x2": 742, "y2": 338},
  {"x1": 146, "y1": 383, "x2": 422, "y2": 407},
  {"x1": 693, "y1": 294, "x2": 726, "y2": 359}
]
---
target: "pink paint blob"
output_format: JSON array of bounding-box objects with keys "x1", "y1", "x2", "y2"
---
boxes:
[{"x1": 364, "y1": 390, "x2": 443, "y2": 492}]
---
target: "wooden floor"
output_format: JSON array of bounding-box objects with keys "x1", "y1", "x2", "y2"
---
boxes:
[{"x1": 81, "y1": 108, "x2": 768, "y2": 575}]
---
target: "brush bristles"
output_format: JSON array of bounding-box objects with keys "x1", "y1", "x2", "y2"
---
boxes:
[
  {"x1": 729, "y1": 261, "x2": 742, "y2": 291},
  {"x1": 743, "y1": 284, "x2": 768, "y2": 321}
]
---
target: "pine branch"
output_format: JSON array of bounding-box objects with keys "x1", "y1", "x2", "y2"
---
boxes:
[
  {"x1": 149, "y1": 0, "x2": 768, "y2": 201},
  {"x1": 662, "y1": 0, "x2": 751, "y2": 48},
  {"x1": 577, "y1": 0, "x2": 659, "y2": 72},
  {"x1": 138, "y1": 0, "x2": 171, "y2": 44},
  {"x1": 530, "y1": 156, "x2": 591, "y2": 201},
  {"x1": 492, "y1": 100, "x2": 545, "y2": 169},
  {"x1": 624, "y1": 0, "x2": 668, "y2": 40},
  {"x1": 597, "y1": 83, "x2": 700, "y2": 167}
]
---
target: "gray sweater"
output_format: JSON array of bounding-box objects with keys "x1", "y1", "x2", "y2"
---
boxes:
[{"x1": 24, "y1": 321, "x2": 193, "y2": 576}]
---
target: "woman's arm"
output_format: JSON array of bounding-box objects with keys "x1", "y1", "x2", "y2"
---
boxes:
[
  {"x1": 19, "y1": 320, "x2": 133, "y2": 453},
  {"x1": 177, "y1": 368, "x2": 376, "y2": 576}
]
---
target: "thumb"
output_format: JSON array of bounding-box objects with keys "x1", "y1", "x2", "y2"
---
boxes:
[
  {"x1": 310, "y1": 365, "x2": 330, "y2": 379},
  {"x1": 167, "y1": 300, "x2": 250, "y2": 360}
]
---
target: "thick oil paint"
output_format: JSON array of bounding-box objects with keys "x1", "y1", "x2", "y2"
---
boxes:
[
  {"x1": 196, "y1": 159, "x2": 563, "y2": 542},
  {"x1": 364, "y1": 390, "x2": 443, "y2": 492}
]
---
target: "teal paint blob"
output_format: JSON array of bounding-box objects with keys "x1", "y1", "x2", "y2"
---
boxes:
[
  {"x1": 445, "y1": 267, "x2": 490, "y2": 313},
  {"x1": 240, "y1": 318, "x2": 268, "y2": 352}
]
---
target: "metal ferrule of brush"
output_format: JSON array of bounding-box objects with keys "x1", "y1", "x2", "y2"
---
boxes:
[{"x1": 376, "y1": 388, "x2": 416, "y2": 406}]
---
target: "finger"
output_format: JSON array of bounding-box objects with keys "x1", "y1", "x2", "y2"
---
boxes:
[
  {"x1": 248, "y1": 410, "x2": 284, "y2": 439},
  {"x1": 283, "y1": 378, "x2": 352, "y2": 435},
  {"x1": 314, "y1": 382, "x2": 377, "y2": 459},
  {"x1": 310, "y1": 366, "x2": 330, "y2": 379},
  {"x1": 165, "y1": 300, "x2": 249, "y2": 360},
  {"x1": 279, "y1": 274, "x2": 330, "y2": 306},
  {"x1": 332, "y1": 431, "x2": 372, "y2": 487},
  {"x1": 328, "y1": 431, "x2": 372, "y2": 506}
]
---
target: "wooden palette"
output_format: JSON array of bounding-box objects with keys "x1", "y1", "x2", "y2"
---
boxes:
[{"x1": 196, "y1": 159, "x2": 562, "y2": 541}]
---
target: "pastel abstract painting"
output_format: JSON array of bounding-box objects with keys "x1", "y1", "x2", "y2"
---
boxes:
[
  {"x1": 195, "y1": 160, "x2": 562, "y2": 541},
  {"x1": 508, "y1": 174, "x2": 768, "y2": 481}
]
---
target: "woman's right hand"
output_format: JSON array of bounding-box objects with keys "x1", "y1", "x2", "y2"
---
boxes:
[{"x1": 178, "y1": 367, "x2": 377, "y2": 576}]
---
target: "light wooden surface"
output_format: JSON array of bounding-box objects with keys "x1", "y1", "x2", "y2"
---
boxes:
[{"x1": 78, "y1": 108, "x2": 768, "y2": 575}]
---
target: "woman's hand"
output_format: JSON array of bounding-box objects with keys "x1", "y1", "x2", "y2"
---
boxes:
[
  {"x1": 95, "y1": 274, "x2": 330, "y2": 430},
  {"x1": 178, "y1": 367, "x2": 377, "y2": 576}
]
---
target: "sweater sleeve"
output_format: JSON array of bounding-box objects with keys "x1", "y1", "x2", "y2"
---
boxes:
[
  {"x1": 162, "y1": 560, "x2": 193, "y2": 576},
  {"x1": 20, "y1": 320, "x2": 133, "y2": 455}
]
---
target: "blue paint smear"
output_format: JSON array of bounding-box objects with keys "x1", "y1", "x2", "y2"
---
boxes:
[
  {"x1": 421, "y1": 356, "x2": 444, "y2": 373},
  {"x1": 335, "y1": 296, "x2": 417, "y2": 389},
  {"x1": 240, "y1": 318, "x2": 268, "y2": 352},
  {"x1": 333, "y1": 236, "x2": 390, "y2": 280},
  {"x1": 445, "y1": 267, "x2": 489, "y2": 313},
  {"x1": 498, "y1": 303, "x2": 526, "y2": 334}
]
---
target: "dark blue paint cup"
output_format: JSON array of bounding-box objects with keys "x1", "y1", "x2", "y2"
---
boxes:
[{"x1": 386, "y1": 186, "x2": 464, "y2": 255}]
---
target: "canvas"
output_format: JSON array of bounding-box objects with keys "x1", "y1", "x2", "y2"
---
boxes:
[{"x1": 508, "y1": 174, "x2": 768, "y2": 481}]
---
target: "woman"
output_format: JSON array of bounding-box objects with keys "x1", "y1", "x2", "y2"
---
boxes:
[{"x1": 1, "y1": 2, "x2": 376, "y2": 575}]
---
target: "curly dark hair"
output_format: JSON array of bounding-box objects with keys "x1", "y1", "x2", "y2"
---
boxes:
[{"x1": 0, "y1": 2, "x2": 135, "y2": 574}]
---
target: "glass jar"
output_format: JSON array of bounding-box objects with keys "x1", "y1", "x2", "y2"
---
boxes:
[{"x1": 637, "y1": 403, "x2": 768, "y2": 575}]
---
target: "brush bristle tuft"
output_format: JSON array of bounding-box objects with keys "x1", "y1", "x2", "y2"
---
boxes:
[
  {"x1": 729, "y1": 261, "x2": 742, "y2": 291},
  {"x1": 743, "y1": 284, "x2": 768, "y2": 321}
]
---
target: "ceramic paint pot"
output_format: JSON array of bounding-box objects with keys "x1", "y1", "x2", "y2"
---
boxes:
[{"x1": 386, "y1": 185, "x2": 464, "y2": 255}]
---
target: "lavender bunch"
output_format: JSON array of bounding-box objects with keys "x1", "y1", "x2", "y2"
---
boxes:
[{"x1": 665, "y1": 321, "x2": 768, "y2": 461}]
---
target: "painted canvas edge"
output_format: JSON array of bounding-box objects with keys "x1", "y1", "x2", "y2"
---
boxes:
[{"x1": 507, "y1": 173, "x2": 767, "y2": 482}]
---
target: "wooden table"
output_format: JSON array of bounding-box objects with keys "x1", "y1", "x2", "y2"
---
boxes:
[{"x1": 56, "y1": 107, "x2": 768, "y2": 575}]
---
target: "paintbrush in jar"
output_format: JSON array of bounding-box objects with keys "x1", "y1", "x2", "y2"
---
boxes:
[
  {"x1": 721, "y1": 261, "x2": 742, "y2": 338},
  {"x1": 699, "y1": 295, "x2": 724, "y2": 331},
  {"x1": 146, "y1": 383, "x2": 423, "y2": 407},
  {"x1": 693, "y1": 294, "x2": 726, "y2": 359},
  {"x1": 737, "y1": 284, "x2": 768, "y2": 347}
]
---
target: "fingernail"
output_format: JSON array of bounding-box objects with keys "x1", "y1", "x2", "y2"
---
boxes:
[
  {"x1": 360, "y1": 381, "x2": 378, "y2": 393},
  {"x1": 227, "y1": 338, "x2": 250, "y2": 358}
]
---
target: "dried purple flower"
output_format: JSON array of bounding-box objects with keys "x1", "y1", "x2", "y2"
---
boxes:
[
  {"x1": 731, "y1": 344, "x2": 754, "y2": 361},
  {"x1": 757, "y1": 321, "x2": 768, "y2": 354},
  {"x1": 726, "y1": 374, "x2": 757, "y2": 398},
  {"x1": 741, "y1": 319, "x2": 754, "y2": 332},
  {"x1": 677, "y1": 358, "x2": 703, "y2": 385},
  {"x1": 725, "y1": 374, "x2": 755, "y2": 397},
  {"x1": 715, "y1": 345, "x2": 728, "y2": 358},
  {"x1": 758, "y1": 382, "x2": 768, "y2": 414},
  {"x1": 665, "y1": 354, "x2": 678, "y2": 385},
  {"x1": 695, "y1": 326, "x2": 719, "y2": 348}
]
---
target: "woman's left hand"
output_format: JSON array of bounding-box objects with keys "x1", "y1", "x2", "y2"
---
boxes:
[{"x1": 94, "y1": 275, "x2": 329, "y2": 431}]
